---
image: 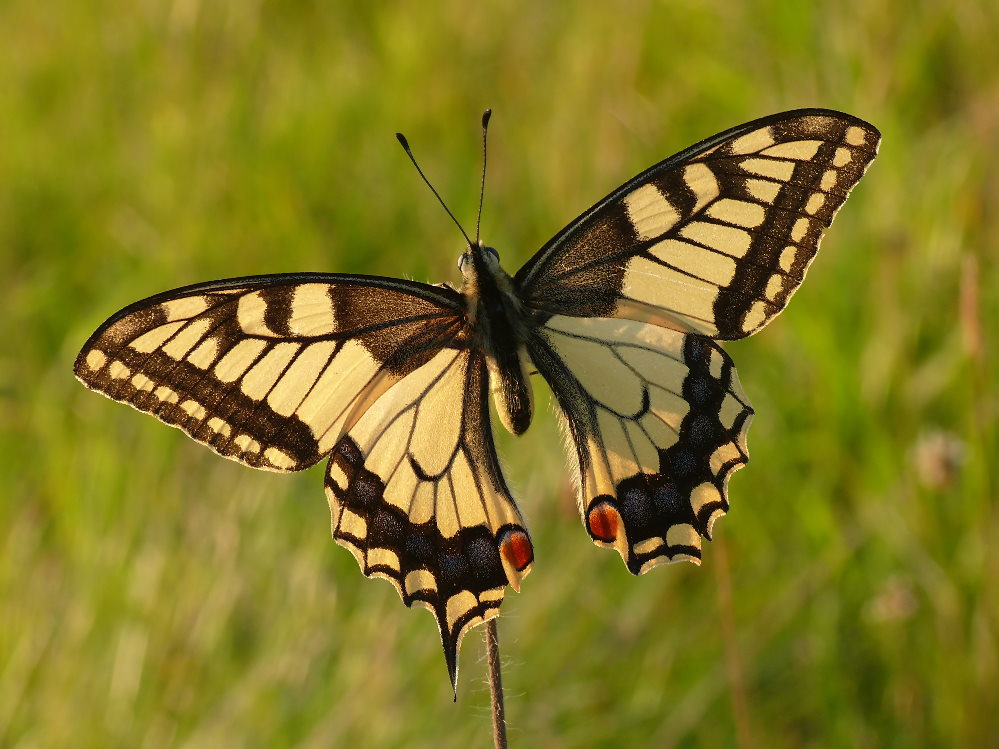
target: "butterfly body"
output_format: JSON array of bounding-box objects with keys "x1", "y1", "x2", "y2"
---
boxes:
[
  {"x1": 76, "y1": 109, "x2": 880, "y2": 690},
  {"x1": 459, "y1": 244, "x2": 535, "y2": 435}
]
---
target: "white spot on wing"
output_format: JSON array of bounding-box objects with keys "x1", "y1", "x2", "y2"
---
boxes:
[
  {"x1": 708, "y1": 349, "x2": 724, "y2": 380},
  {"x1": 237, "y1": 291, "x2": 277, "y2": 336},
  {"x1": 666, "y1": 523, "x2": 699, "y2": 549},
  {"x1": 186, "y1": 337, "x2": 219, "y2": 369},
  {"x1": 85, "y1": 349, "x2": 108, "y2": 371},
  {"x1": 234, "y1": 434, "x2": 261, "y2": 454},
  {"x1": 405, "y1": 569, "x2": 438, "y2": 595},
  {"x1": 154, "y1": 386, "x2": 179, "y2": 403},
  {"x1": 679, "y1": 222, "x2": 752, "y2": 257},
  {"x1": 267, "y1": 340, "x2": 338, "y2": 416},
  {"x1": 207, "y1": 417, "x2": 231, "y2": 437},
  {"x1": 180, "y1": 400, "x2": 206, "y2": 420},
  {"x1": 446, "y1": 591, "x2": 477, "y2": 627},
  {"x1": 710, "y1": 442, "x2": 743, "y2": 474},
  {"x1": 740, "y1": 158, "x2": 795, "y2": 181},
  {"x1": 290, "y1": 284, "x2": 336, "y2": 336},
  {"x1": 162, "y1": 296, "x2": 208, "y2": 322},
  {"x1": 162, "y1": 319, "x2": 213, "y2": 361},
  {"x1": 741, "y1": 300, "x2": 770, "y2": 332},
  {"x1": 328, "y1": 461, "x2": 348, "y2": 491},
  {"x1": 131, "y1": 373, "x2": 155, "y2": 391},
  {"x1": 367, "y1": 547, "x2": 400, "y2": 571},
  {"x1": 623, "y1": 183, "x2": 680, "y2": 240},
  {"x1": 746, "y1": 178, "x2": 780, "y2": 203},
  {"x1": 649, "y1": 238, "x2": 737, "y2": 286},
  {"x1": 690, "y1": 482, "x2": 722, "y2": 514},
  {"x1": 241, "y1": 342, "x2": 300, "y2": 400},
  {"x1": 706, "y1": 198, "x2": 766, "y2": 228},
  {"x1": 108, "y1": 360, "x2": 131, "y2": 379},
  {"x1": 129, "y1": 321, "x2": 185, "y2": 354},
  {"x1": 833, "y1": 147, "x2": 852, "y2": 167},
  {"x1": 720, "y1": 393, "x2": 746, "y2": 430},
  {"x1": 264, "y1": 447, "x2": 296, "y2": 469},
  {"x1": 791, "y1": 217, "x2": 811, "y2": 242},
  {"x1": 633, "y1": 537, "x2": 664, "y2": 555},
  {"x1": 338, "y1": 508, "x2": 367, "y2": 539},
  {"x1": 214, "y1": 339, "x2": 268, "y2": 383},
  {"x1": 765, "y1": 275, "x2": 784, "y2": 302},
  {"x1": 779, "y1": 246, "x2": 798, "y2": 272},
  {"x1": 728, "y1": 127, "x2": 775, "y2": 155},
  {"x1": 683, "y1": 163, "x2": 720, "y2": 212},
  {"x1": 760, "y1": 140, "x2": 822, "y2": 160},
  {"x1": 845, "y1": 126, "x2": 867, "y2": 146},
  {"x1": 805, "y1": 193, "x2": 825, "y2": 215}
]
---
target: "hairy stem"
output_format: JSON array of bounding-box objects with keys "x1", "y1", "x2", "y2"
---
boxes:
[{"x1": 485, "y1": 618, "x2": 507, "y2": 749}]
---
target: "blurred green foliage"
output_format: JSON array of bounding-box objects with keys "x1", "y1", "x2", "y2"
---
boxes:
[{"x1": 2, "y1": 1, "x2": 997, "y2": 746}]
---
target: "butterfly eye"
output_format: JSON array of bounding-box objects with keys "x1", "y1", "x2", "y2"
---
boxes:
[{"x1": 483, "y1": 246, "x2": 501, "y2": 263}]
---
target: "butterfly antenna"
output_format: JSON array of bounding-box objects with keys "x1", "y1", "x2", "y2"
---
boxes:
[
  {"x1": 474, "y1": 109, "x2": 492, "y2": 247},
  {"x1": 396, "y1": 132, "x2": 474, "y2": 248}
]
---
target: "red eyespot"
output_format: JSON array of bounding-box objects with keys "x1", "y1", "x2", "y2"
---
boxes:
[
  {"x1": 500, "y1": 529, "x2": 534, "y2": 571},
  {"x1": 587, "y1": 501, "x2": 620, "y2": 542}
]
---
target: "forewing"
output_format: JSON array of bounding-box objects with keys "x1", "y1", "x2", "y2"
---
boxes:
[
  {"x1": 528, "y1": 316, "x2": 753, "y2": 574},
  {"x1": 74, "y1": 274, "x2": 466, "y2": 471},
  {"x1": 515, "y1": 109, "x2": 880, "y2": 339},
  {"x1": 325, "y1": 346, "x2": 534, "y2": 690}
]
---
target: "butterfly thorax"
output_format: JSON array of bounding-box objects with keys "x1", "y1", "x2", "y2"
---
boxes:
[{"x1": 459, "y1": 244, "x2": 534, "y2": 436}]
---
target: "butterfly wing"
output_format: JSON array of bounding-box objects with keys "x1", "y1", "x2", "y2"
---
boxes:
[
  {"x1": 75, "y1": 273, "x2": 533, "y2": 688},
  {"x1": 74, "y1": 274, "x2": 466, "y2": 471},
  {"x1": 516, "y1": 109, "x2": 880, "y2": 339},
  {"x1": 326, "y1": 345, "x2": 533, "y2": 690},
  {"x1": 518, "y1": 110, "x2": 878, "y2": 571},
  {"x1": 528, "y1": 316, "x2": 752, "y2": 573}
]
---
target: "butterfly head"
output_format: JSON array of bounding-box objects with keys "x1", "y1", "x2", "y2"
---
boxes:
[
  {"x1": 457, "y1": 242, "x2": 507, "y2": 299},
  {"x1": 457, "y1": 242, "x2": 500, "y2": 276}
]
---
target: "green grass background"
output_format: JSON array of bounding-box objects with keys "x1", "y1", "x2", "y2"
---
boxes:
[{"x1": 3, "y1": 1, "x2": 997, "y2": 746}]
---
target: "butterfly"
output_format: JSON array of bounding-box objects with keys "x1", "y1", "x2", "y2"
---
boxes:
[{"x1": 75, "y1": 108, "x2": 880, "y2": 690}]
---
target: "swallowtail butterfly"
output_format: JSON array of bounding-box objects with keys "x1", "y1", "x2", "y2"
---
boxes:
[{"x1": 75, "y1": 109, "x2": 880, "y2": 689}]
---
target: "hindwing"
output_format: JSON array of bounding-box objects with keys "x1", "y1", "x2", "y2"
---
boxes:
[
  {"x1": 516, "y1": 109, "x2": 880, "y2": 339},
  {"x1": 528, "y1": 316, "x2": 753, "y2": 573},
  {"x1": 325, "y1": 346, "x2": 533, "y2": 689}
]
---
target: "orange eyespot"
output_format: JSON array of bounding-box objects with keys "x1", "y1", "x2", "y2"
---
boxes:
[
  {"x1": 499, "y1": 529, "x2": 533, "y2": 571},
  {"x1": 587, "y1": 501, "x2": 621, "y2": 542}
]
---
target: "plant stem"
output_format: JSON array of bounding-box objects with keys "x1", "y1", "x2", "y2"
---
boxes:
[{"x1": 485, "y1": 618, "x2": 507, "y2": 749}]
